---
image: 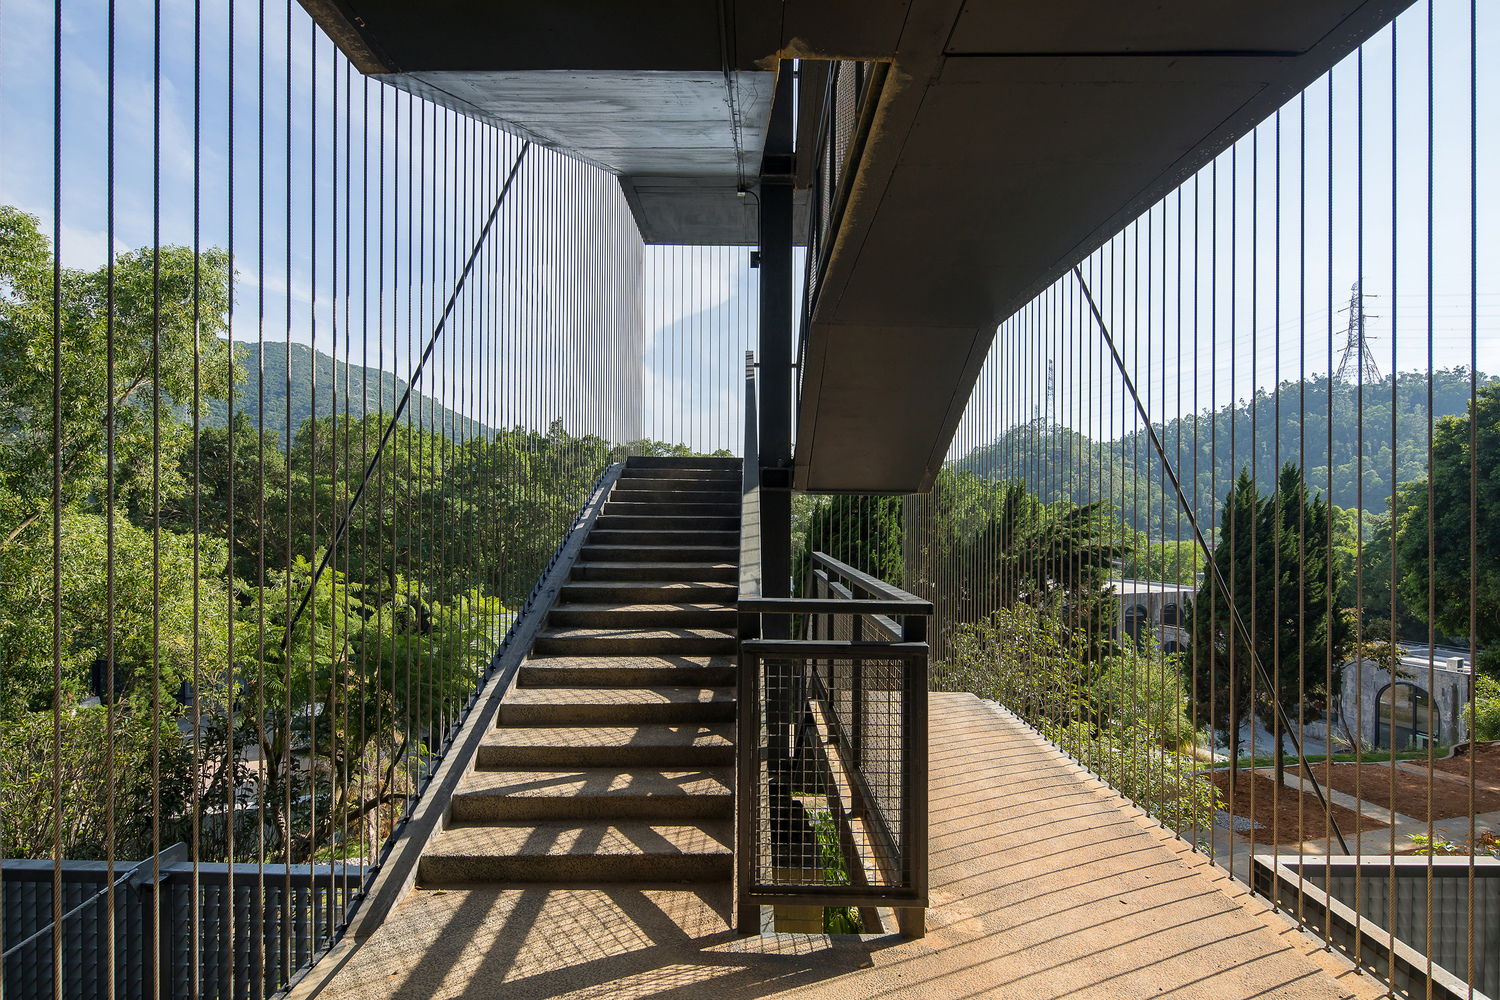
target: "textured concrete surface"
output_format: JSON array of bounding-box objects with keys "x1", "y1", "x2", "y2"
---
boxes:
[{"x1": 296, "y1": 692, "x2": 1384, "y2": 1000}]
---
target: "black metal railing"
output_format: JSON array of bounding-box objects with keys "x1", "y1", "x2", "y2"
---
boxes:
[{"x1": 736, "y1": 359, "x2": 931, "y2": 936}]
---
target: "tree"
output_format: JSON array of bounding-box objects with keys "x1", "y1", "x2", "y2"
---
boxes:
[
  {"x1": 1392, "y1": 381, "x2": 1500, "y2": 675},
  {"x1": 902, "y1": 470, "x2": 1133, "y2": 655},
  {"x1": 1190, "y1": 464, "x2": 1351, "y2": 789},
  {"x1": 0, "y1": 206, "x2": 236, "y2": 552}
]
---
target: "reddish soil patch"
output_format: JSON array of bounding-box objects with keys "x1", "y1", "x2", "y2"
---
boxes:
[
  {"x1": 1212, "y1": 772, "x2": 1383, "y2": 846},
  {"x1": 1319, "y1": 761, "x2": 1500, "y2": 820},
  {"x1": 1431, "y1": 740, "x2": 1500, "y2": 789}
]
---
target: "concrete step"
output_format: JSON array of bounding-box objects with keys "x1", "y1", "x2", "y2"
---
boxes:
[
  {"x1": 602, "y1": 502, "x2": 740, "y2": 519},
  {"x1": 595, "y1": 513, "x2": 741, "y2": 532},
  {"x1": 579, "y1": 544, "x2": 739, "y2": 564},
  {"x1": 546, "y1": 603, "x2": 736, "y2": 631},
  {"x1": 558, "y1": 580, "x2": 736, "y2": 604},
  {"x1": 476, "y1": 724, "x2": 734, "y2": 768},
  {"x1": 611, "y1": 477, "x2": 740, "y2": 493},
  {"x1": 498, "y1": 685, "x2": 735, "y2": 725},
  {"x1": 619, "y1": 467, "x2": 741, "y2": 482},
  {"x1": 569, "y1": 561, "x2": 736, "y2": 583},
  {"x1": 519, "y1": 653, "x2": 736, "y2": 689},
  {"x1": 532, "y1": 627, "x2": 737, "y2": 657},
  {"x1": 418, "y1": 821, "x2": 732, "y2": 884},
  {"x1": 586, "y1": 529, "x2": 739, "y2": 547},
  {"x1": 623, "y1": 456, "x2": 741, "y2": 471},
  {"x1": 609, "y1": 489, "x2": 740, "y2": 506},
  {"x1": 448, "y1": 767, "x2": 733, "y2": 821}
]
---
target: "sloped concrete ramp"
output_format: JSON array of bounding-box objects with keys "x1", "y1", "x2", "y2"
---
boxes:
[{"x1": 293, "y1": 693, "x2": 1381, "y2": 1000}]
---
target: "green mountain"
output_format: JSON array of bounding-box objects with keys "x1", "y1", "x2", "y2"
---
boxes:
[
  {"x1": 956, "y1": 367, "x2": 1495, "y2": 533},
  {"x1": 204, "y1": 341, "x2": 489, "y2": 441}
]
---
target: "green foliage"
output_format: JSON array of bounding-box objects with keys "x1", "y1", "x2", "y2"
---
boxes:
[
  {"x1": 0, "y1": 211, "x2": 640, "y2": 865},
  {"x1": 1475, "y1": 674, "x2": 1500, "y2": 742},
  {"x1": 1121, "y1": 537, "x2": 1204, "y2": 586},
  {"x1": 0, "y1": 205, "x2": 236, "y2": 551},
  {"x1": 904, "y1": 470, "x2": 1131, "y2": 652},
  {"x1": 794, "y1": 493, "x2": 903, "y2": 597},
  {"x1": 1044, "y1": 720, "x2": 1220, "y2": 835},
  {"x1": 1189, "y1": 464, "x2": 1350, "y2": 767},
  {"x1": 957, "y1": 370, "x2": 1492, "y2": 533},
  {"x1": 807, "y1": 808, "x2": 863, "y2": 935},
  {"x1": 1389, "y1": 382, "x2": 1500, "y2": 672},
  {"x1": 208, "y1": 341, "x2": 487, "y2": 441},
  {"x1": 0, "y1": 511, "x2": 231, "y2": 719},
  {"x1": 934, "y1": 603, "x2": 1219, "y2": 836},
  {"x1": 0, "y1": 705, "x2": 192, "y2": 861}
]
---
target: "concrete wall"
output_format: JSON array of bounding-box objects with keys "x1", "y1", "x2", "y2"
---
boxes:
[{"x1": 1337, "y1": 656, "x2": 1472, "y2": 749}]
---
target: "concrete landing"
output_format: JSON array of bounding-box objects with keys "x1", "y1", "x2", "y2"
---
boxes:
[{"x1": 293, "y1": 693, "x2": 1383, "y2": 1000}]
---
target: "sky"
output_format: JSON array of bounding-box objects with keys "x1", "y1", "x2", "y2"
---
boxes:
[{"x1": 1, "y1": 0, "x2": 1493, "y2": 459}]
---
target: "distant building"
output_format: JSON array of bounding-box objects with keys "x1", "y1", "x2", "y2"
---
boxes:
[
  {"x1": 1335, "y1": 649, "x2": 1473, "y2": 750},
  {"x1": 1108, "y1": 578, "x2": 1197, "y2": 655}
]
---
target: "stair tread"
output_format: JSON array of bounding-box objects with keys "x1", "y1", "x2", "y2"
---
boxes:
[
  {"x1": 582, "y1": 544, "x2": 738, "y2": 553},
  {"x1": 425, "y1": 821, "x2": 731, "y2": 858},
  {"x1": 504, "y1": 686, "x2": 734, "y2": 706},
  {"x1": 482, "y1": 725, "x2": 733, "y2": 750},
  {"x1": 455, "y1": 767, "x2": 732, "y2": 799},
  {"x1": 523, "y1": 654, "x2": 733, "y2": 670},
  {"x1": 550, "y1": 602, "x2": 733, "y2": 614},
  {"x1": 571, "y1": 561, "x2": 736, "y2": 572},
  {"x1": 537, "y1": 627, "x2": 734, "y2": 641},
  {"x1": 561, "y1": 581, "x2": 735, "y2": 592}
]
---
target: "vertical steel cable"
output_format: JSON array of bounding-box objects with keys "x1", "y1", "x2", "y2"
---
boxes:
[
  {"x1": 1352, "y1": 42, "x2": 1366, "y2": 955},
  {"x1": 1424, "y1": 5, "x2": 1437, "y2": 989},
  {"x1": 191, "y1": 0, "x2": 205, "y2": 986},
  {"x1": 1466, "y1": 3, "x2": 1478, "y2": 992},
  {"x1": 1324, "y1": 58, "x2": 1336, "y2": 951},
  {"x1": 150, "y1": 0, "x2": 165, "y2": 988},
  {"x1": 49, "y1": 0, "x2": 64, "y2": 990},
  {"x1": 105, "y1": 0, "x2": 120, "y2": 989}
]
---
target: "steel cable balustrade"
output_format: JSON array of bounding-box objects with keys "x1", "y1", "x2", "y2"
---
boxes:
[
  {"x1": 0, "y1": 2, "x2": 789, "y2": 996},
  {"x1": 884, "y1": 3, "x2": 1496, "y2": 997}
]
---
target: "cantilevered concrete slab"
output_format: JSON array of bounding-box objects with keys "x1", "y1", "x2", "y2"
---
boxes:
[
  {"x1": 300, "y1": 0, "x2": 1414, "y2": 493},
  {"x1": 289, "y1": 693, "x2": 1384, "y2": 1000},
  {"x1": 795, "y1": 0, "x2": 1415, "y2": 493},
  {"x1": 296, "y1": 0, "x2": 905, "y2": 245}
]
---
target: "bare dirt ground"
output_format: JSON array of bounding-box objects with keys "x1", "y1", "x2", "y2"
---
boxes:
[
  {"x1": 1213, "y1": 771, "x2": 1383, "y2": 845},
  {"x1": 1319, "y1": 757, "x2": 1500, "y2": 821}
]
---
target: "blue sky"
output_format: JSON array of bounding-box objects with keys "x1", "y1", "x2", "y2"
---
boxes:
[{"x1": 2, "y1": 0, "x2": 1494, "y2": 457}]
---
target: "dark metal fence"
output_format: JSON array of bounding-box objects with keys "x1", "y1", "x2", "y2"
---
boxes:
[{"x1": 3, "y1": 852, "x2": 361, "y2": 999}]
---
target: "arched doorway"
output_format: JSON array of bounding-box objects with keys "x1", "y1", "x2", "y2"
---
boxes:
[
  {"x1": 1123, "y1": 604, "x2": 1149, "y2": 649},
  {"x1": 1376, "y1": 682, "x2": 1437, "y2": 750}
]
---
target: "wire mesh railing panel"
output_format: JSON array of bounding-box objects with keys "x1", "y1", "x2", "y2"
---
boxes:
[
  {"x1": 747, "y1": 651, "x2": 914, "y2": 895},
  {"x1": 906, "y1": 1, "x2": 1497, "y2": 996}
]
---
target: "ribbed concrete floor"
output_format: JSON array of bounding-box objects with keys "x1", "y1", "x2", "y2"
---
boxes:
[{"x1": 293, "y1": 692, "x2": 1383, "y2": 1000}]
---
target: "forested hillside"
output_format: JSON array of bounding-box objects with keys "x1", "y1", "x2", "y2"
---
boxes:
[
  {"x1": 958, "y1": 368, "x2": 1491, "y2": 535},
  {"x1": 204, "y1": 340, "x2": 489, "y2": 441}
]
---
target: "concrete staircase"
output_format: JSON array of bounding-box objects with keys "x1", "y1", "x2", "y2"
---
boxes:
[{"x1": 419, "y1": 456, "x2": 741, "y2": 885}]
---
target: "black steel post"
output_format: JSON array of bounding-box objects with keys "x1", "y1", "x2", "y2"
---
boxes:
[{"x1": 759, "y1": 59, "x2": 795, "y2": 636}]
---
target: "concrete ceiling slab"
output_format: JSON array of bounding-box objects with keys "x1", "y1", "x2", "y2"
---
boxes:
[
  {"x1": 795, "y1": 0, "x2": 1414, "y2": 494},
  {"x1": 299, "y1": 0, "x2": 1416, "y2": 490},
  {"x1": 946, "y1": 1, "x2": 1361, "y2": 55},
  {"x1": 403, "y1": 70, "x2": 773, "y2": 179}
]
